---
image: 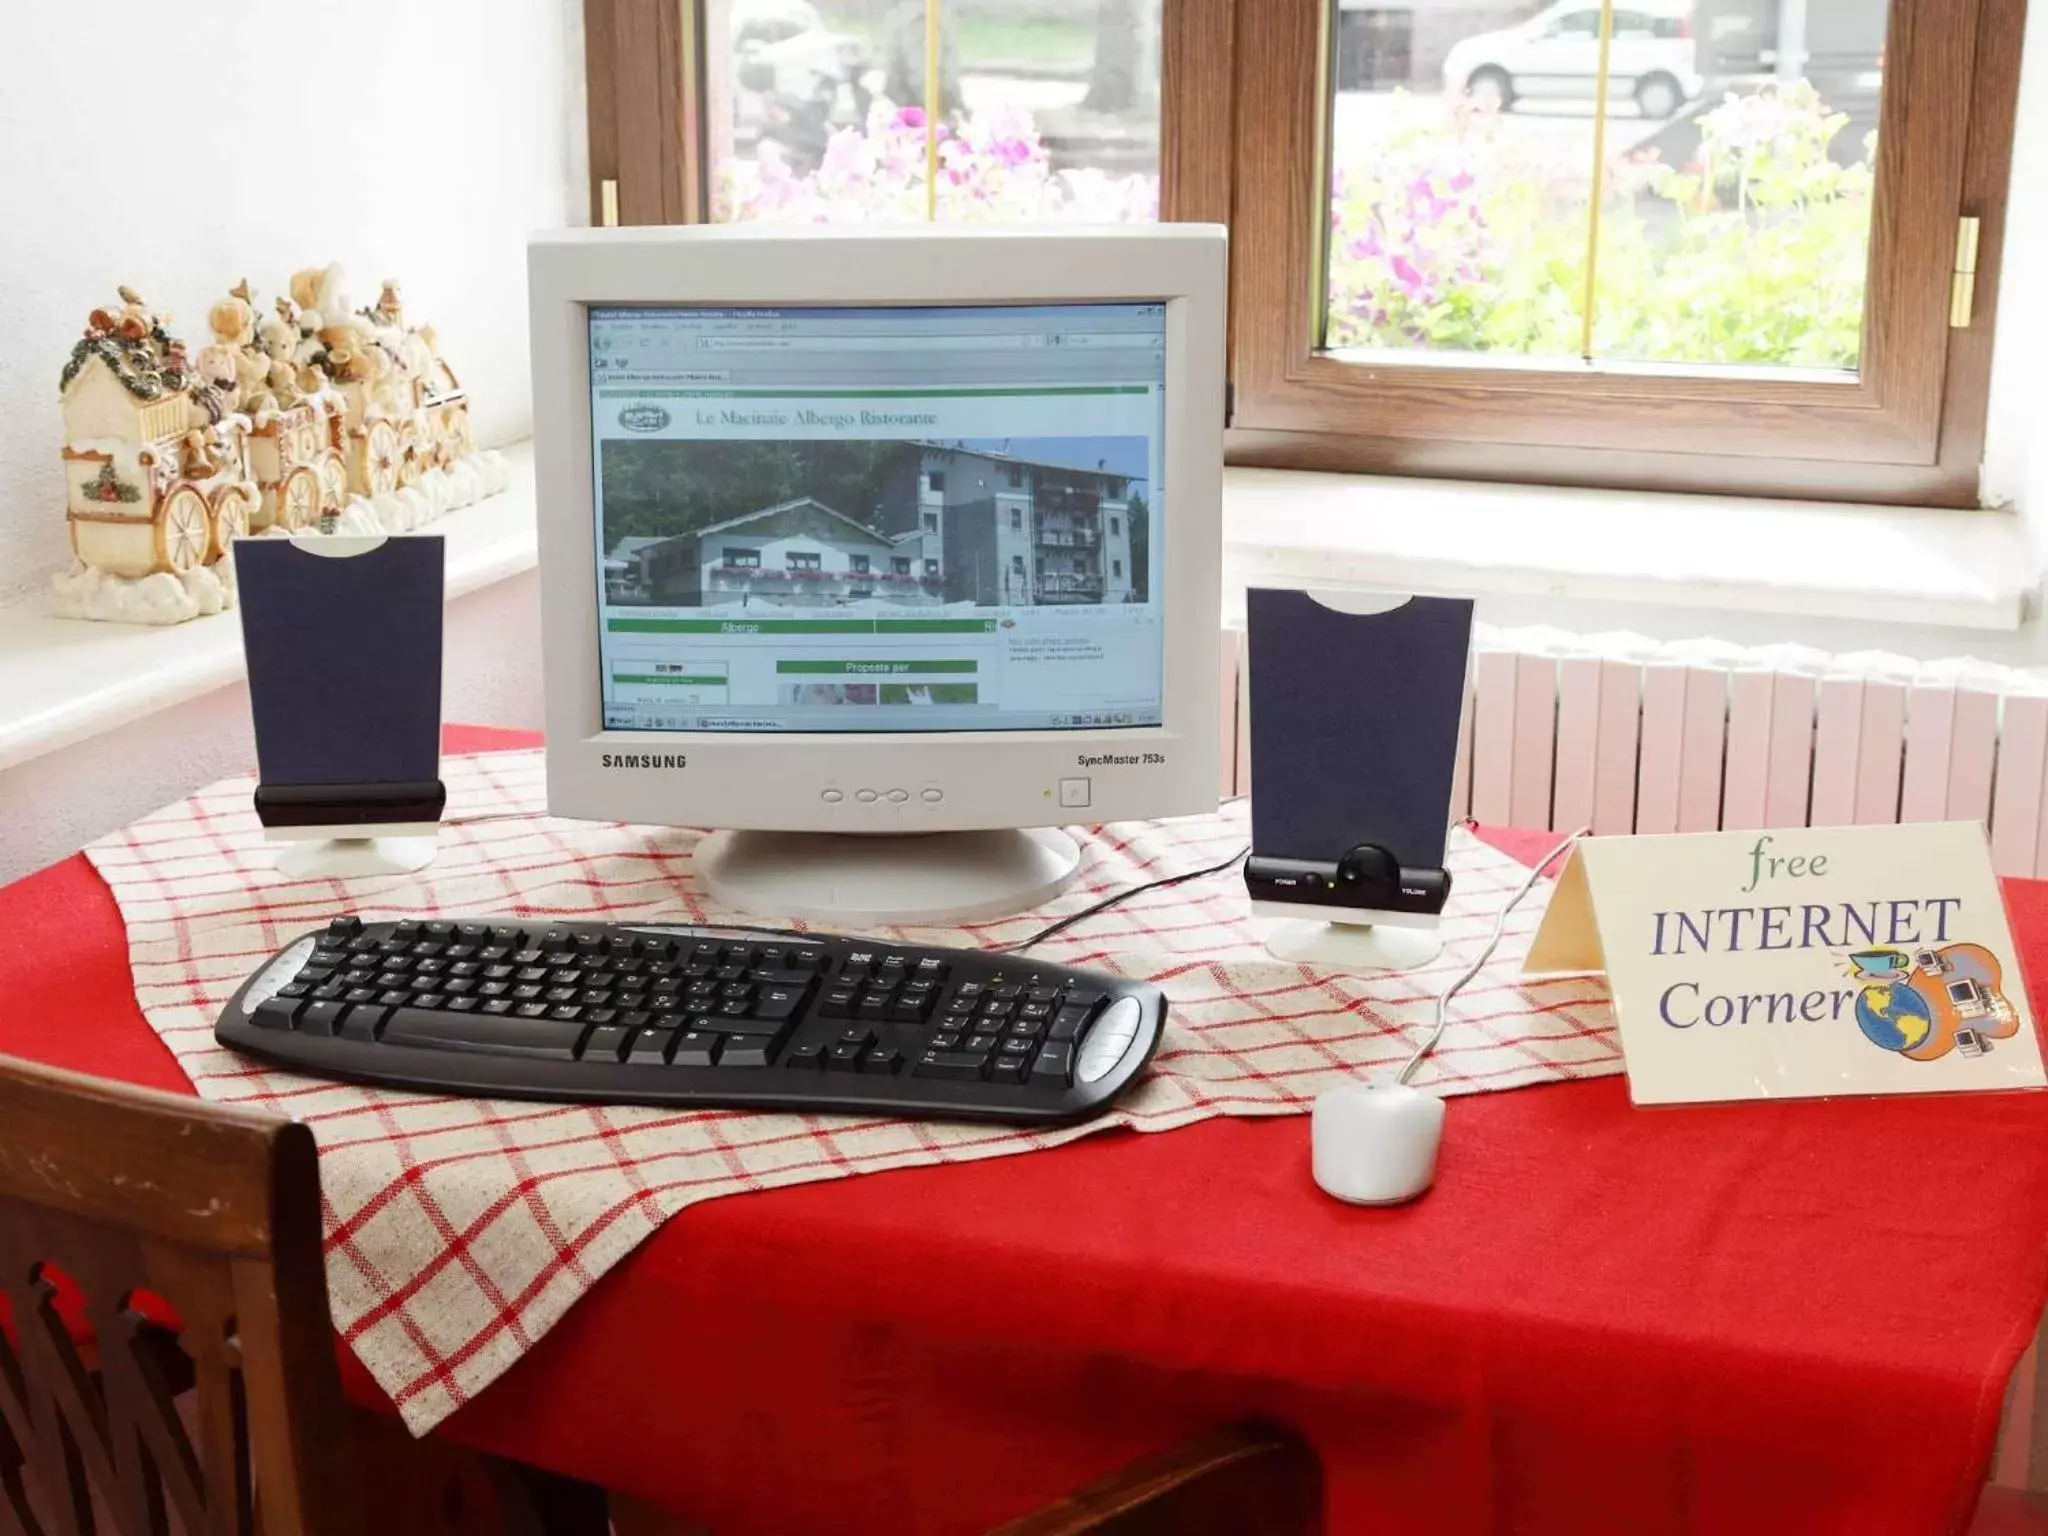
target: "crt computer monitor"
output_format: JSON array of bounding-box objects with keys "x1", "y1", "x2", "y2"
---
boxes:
[{"x1": 529, "y1": 226, "x2": 1224, "y2": 925}]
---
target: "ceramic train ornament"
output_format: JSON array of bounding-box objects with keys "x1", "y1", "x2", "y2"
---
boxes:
[{"x1": 51, "y1": 268, "x2": 507, "y2": 625}]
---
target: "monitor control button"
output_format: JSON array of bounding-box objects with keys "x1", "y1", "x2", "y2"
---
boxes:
[
  {"x1": 920, "y1": 788, "x2": 943, "y2": 803},
  {"x1": 821, "y1": 789, "x2": 844, "y2": 804},
  {"x1": 1058, "y1": 777, "x2": 1092, "y2": 809},
  {"x1": 885, "y1": 788, "x2": 909, "y2": 803},
  {"x1": 855, "y1": 789, "x2": 879, "y2": 803}
]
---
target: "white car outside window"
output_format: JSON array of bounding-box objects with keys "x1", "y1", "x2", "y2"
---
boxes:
[{"x1": 1441, "y1": 3, "x2": 1703, "y2": 119}]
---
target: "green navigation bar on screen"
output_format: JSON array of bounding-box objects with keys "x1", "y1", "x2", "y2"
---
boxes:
[
  {"x1": 775, "y1": 660, "x2": 978, "y2": 676},
  {"x1": 607, "y1": 617, "x2": 999, "y2": 636}
]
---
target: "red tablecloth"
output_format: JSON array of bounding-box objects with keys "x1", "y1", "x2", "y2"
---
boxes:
[{"x1": 7, "y1": 725, "x2": 2048, "y2": 1536}]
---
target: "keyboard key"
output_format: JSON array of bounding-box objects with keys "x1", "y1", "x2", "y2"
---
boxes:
[
  {"x1": 385, "y1": 1008, "x2": 587, "y2": 1059},
  {"x1": 913, "y1": 1049, "x2": 991, "y2": 1082},
  {"x1": 672, "y1": 1031, "x2": 723, "y2": 1067},
  {"x1": 517, "y1": 967, "x2": 550, "y2": 983},
  {"x1": 413, "y1": 994, "x2": 447, "y2": 1012},
  {"x1": 482, "y1": 999, "x2": 515, "y2": 1014},
  {"x1": 1048, "y1": 1006, "x2": 1094, "y2": 1043},
  {"x1": 457, "y1": 924, "x2": 490, "y2": 942},
  {"x1": 720, "y1": 1034, "x2": 777, "y2": 1068},
  {"x1": 628, "y1": 1029, "x2": 675, "y2": 1065},
  {"x1": 483, "y1": 964, "x2": 515, "y2": 980},
  {"x1": 854, "y1": 995, "x2": 891, "y2": 1024},
  {"x1": 1026, "y1": 987, "x2": 1061, "y2": 1006},
  {"x1": 965, "y1": 1033, "x2": 1001, "y2": 1054},
  {"x1": 1030, "y1": 1042, "x2": 1074, "y2": 1086},
  {"x1": 826, "y1": 1041, "x2": 866, "y2": 1070},
  {"x1": 547, "y1": 1005, "x2": 584, "y2": 1024},
  {"x1": 999, "y1": 1036, "x2": 1034, "y2": 1057},
  {"x1": 343, "y1": 988, "x2": 379, "y2": 1005},
  {"x1": 251, "y1": 996, "x2": 303, "y2": 1029},
  {"x1": 445, "y1": 945, "x2": 479, "y2": 961},
  {"x1": 449, "y1": 962, "x2": 482, "y2": 978},
  {"x1": 393, "y1": 922, "x2": 421, "y2": 940},
  {"x1": 1018, "y1": 1001, "x2": 1054, "y2": 1024},
  {"x1": 990, "y1": 1057, "x2": 1027, "y2": 1086},
  {"x1": 488, "y1": 926, "x2": 524, "y2": 946},
  {"x1": 299, "y1": 1001, "x2": 348, "y2": 1036},
  {"x1": 311, "y1": 981, "x2": 347, "y2": 1001},
  {"x1": 929, "y1": 1032, "x2": 963, "y2": 1051},
  {"x1": 860, "y1": 1045, "x2": 903, "y2": 1075},
  {"x1": 480, "y1": 982, "x2": 511, "y2": 999},
  {"x1": 325, "y1": 916, "x2": 363, "y2": 939},
  {"x1": 445, "y1": 997, "x2": 481, "y2": 1013},
  {"x1": 377, "y1": 990, "x2": 412, "y2": 1008},
  {"x1": 790, "y1": 948, "x2": 828, "y2": 971},
  {"x1": 443, "y1": 979, "x2": 477, "y2": 996},
  {"x1": 617, "y1": 1010, "x2": 654, "y2": 1030},
  {"x1": 581, "y1": 1024, "x2": 631, "y2": 1062},
  {"x1": 819, "y1": 988, "x2": 858, "y2": 1019},
  {"x1": 424, "y1": 922, "x2": 456, "y2": 940},
  {"x1": 277, "y1": 980, "x2": 312, "y2": 999},
  {"x1": 513, "y1": 984, "x2": 545, "y2": 1001},
  {"x1": 340, "y1": 1004, "x2": 390, "y2": 1042},
  {"x1": 515, "y1": 1003, "x2": 551, "y2": 1019},
  {"x1": 914, "y1": 957, "x2": 948, "y2": 980},
  {"x1": 784, "y1": 1037, "x2": 826, "y2": 1069},
  {"x1": 754, "y1": 987, "x2": 805, "y2": 1021},
  {"x1": 888, "y1": 993, "x2": 936, "y2": 1024},
  {"x1": 584, "y1": 1006, "x2": 618, "y2": 1026},
  {"x1": 546, "y1": 987, "x2": 579, "y2": 1004}
]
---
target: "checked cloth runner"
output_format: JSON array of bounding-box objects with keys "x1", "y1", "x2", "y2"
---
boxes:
[{"x1": 86, "y1": 749, "x2": 1620, "y2": 1432}]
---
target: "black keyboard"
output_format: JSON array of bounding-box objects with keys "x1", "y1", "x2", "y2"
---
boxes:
[{"x1": 214, "y1": 917, "x2": 1164, "y2": 1124}]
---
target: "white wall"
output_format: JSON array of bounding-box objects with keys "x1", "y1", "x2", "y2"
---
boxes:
[
  {"x1": 0, "y1": 0, "x2": 584, "y2": 602},
  {"x1": 1983, "y1": 0, "x2": 2048, "y2": 526}
]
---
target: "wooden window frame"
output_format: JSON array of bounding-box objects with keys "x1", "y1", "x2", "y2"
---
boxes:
[
  {"x1": 1224, "y1": 0, "x2": 2027, "y2": 507},
  {"x1": 583, "y1": 0, "x2": 2024, "y2": 508}
]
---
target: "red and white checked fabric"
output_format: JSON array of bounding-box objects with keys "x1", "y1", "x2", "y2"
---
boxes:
[{"x1": 87, "y1": 749, "x2": 1619, "y2": 1433}]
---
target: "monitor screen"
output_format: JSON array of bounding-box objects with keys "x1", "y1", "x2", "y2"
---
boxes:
[{"x1": 588, "y1": 301, "x2": 1166, "y2": 733}]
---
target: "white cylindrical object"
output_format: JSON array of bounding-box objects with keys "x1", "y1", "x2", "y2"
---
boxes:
[{"x1": 1312, "y1": 1082, "x2": 1446, "y2": 1206}]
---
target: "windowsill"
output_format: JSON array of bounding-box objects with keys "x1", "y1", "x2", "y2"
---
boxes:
[
  {"x1": 1222, "y1": 468, "x2": 2041, "y2": 633},
  {"x1": 0, "y1": 441, "x2": 538, "y2": 775}
]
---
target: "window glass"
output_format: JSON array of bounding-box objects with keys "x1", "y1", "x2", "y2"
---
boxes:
[
  {"x1": 1323, "y1": 0, "x2": 1889, "y2": 373},
  {"x1": 708, "y1": 0, "x2": 1162, "y2": 224}
]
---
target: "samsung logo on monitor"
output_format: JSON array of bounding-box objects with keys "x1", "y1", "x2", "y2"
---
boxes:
[
  {"x1": 618, "y1": 403, "x2": 671, "y2": 432},
  {"x1": 601, "y1": 753, "x2": 688, "y2": 769}
]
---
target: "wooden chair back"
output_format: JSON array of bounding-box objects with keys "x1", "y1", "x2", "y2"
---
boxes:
[{"x1": 0, "y1": 1054, "x2": 356, "y2": 1536}]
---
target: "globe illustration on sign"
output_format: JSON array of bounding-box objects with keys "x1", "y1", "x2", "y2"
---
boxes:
[{"x1": 1853, "y1": 981, "x2": 1935, "y2": 1053}]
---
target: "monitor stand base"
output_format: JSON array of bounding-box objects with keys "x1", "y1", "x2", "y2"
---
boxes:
[
  {"x1": 272, "y1": 835, "x2": 439, "y2": 880},
  {"x1": 696, "y1": 828, "x2": 1081, "y2": 927},
  {"x1": 1263, "y1": 918, "x2": 1445, "y2": 975}
]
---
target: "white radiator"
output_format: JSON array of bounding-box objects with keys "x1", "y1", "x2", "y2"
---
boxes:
[{"x1": 1219, "y1": 626, "x2": 2048, "y2": 880}]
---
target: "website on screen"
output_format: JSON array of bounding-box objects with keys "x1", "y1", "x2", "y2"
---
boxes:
[{"x1": 590, "y1": 302, "x2": 1166, "y2": 734}]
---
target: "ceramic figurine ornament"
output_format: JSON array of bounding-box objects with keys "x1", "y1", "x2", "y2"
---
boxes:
[{"x1": 51, "y1": 266, "x2": 509, "y2": 625}]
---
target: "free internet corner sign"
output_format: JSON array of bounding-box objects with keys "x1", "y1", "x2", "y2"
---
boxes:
[{"x1": 1525, "y1": 822, "x2": 2048, "y2": 1105}]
